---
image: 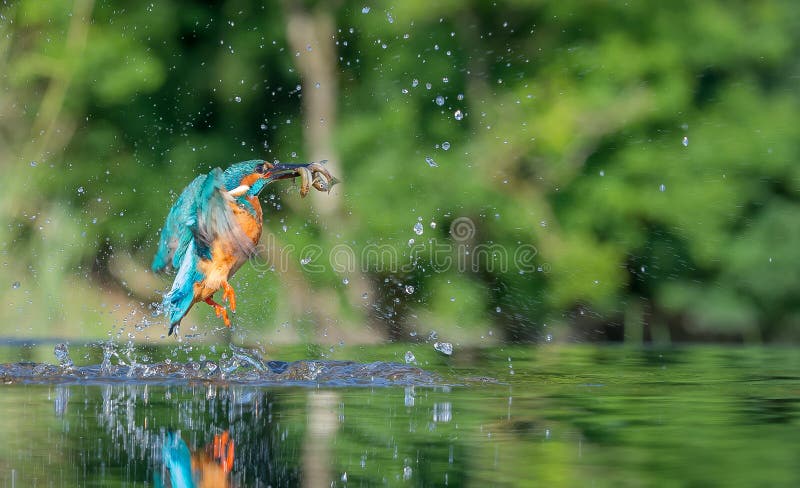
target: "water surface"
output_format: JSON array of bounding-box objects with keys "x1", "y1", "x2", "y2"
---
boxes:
[{"x1": 0, "y1": 344, "x2": 798, "y2": 487}]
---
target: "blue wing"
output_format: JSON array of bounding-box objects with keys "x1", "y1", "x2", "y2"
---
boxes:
[
  {"x1": 153, "y1": 168, "x2": 256, "y2": 332},
  {"x1": 152, "y1": 174, "x2": 207, "y2": 273}
]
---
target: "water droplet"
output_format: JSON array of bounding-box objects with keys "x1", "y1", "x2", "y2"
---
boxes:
[
  {"x1": 454, "y1": 109, "x2": 464, "y2": 121},
  {"x1": 29, "y1": 161, "x2": 37, "y2": 167},
  {"x1": 404, "y1": 285, "x2": 415, "y2": 294},
  {"x1": 425, "y1": 156, "x2": 438, "y2": 167},
  {"x1": 404, "y1": 351, "x2": 416, "y2": 363},
  {"x1": 413, "y1": 222, "x2": 424, "y2": 235},
  {"x1": 442, "y1": 141, "x2": 450, "y2": 150},
  {"x1": 495, "y1": 306, "x2": 502, "y2": 313},
  {"x1": 403, "y1": 466, "x2": 413, "y2": 480},
  {"x1": 435, "y1": 95, "x2": 445, "y2": 106},
  {"x1": 407, "y1": 238, "x2": 415, "y2": 246},
  {"x1": 430, "y1": 221, "x2": 437, "y2": 229},
  {"x1": 361, "y1": 6, "x2": 370, "y2": 13},
  {"x1": 682, "y1": 136, "x2": 689, "y2": 147},
  {"x1": 425, "y1": 82, "x2": 432, "y2": 90},
  {"x1": 234, "y1": 96, "x2": 242, "y2": 103},
  {"x1": 599, "y1": 170, "x2": 605, "y2": 177},
  {"x1": 386, "y1": 12, "x2": 394, "y2": 23},
  {"x1": 434, "y1": 342, "x2": 453, "y2": 356},
  {"x1": 659, "y1": 184, "x2": 666, "y2": 192},
  {"x1": 300, "y1": 257, "x2": 311, "y2": 265},
  {"x1": 260, "y1": 123, "x2": 267, "y2": 130},
  {"x1": 342, "y1": 278, "x2": 350, "y2": 285},
  {"x1": 11, "y1": 281, "x2": 20, "y2": 289},
  {"x1": 77, "y1": 186, "x2": 85, "y2": 194}
]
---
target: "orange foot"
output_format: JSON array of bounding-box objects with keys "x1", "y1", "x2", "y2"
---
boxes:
[
  {"x1": 212, "y1": 430, "x2": 235, "y2": 473},
  {"x1": 221, "y1": 281, "x2": 237, "y2": 313},
  {"x1": 204, "y1": 297, "x2": 231, "y2": 327}
]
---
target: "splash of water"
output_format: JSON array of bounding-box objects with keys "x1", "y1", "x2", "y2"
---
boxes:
[{"x1": 54, "y1": 343, "x2": 74, "y2": 370}]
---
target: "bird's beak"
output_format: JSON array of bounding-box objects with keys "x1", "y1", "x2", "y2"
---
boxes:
[{"x1": 263, "y1": 162, "x2": 308, "y2": 181}]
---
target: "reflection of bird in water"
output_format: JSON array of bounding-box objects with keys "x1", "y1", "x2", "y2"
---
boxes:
[
  {"x1": 157, "y1": 430, "x2": 235, "y2": 488},
  {"x1": 152, "y1": 160, "x2": 337, "y2": 336}
]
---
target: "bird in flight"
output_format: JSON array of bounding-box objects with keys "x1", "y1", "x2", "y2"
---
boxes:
[{"x1": 152, "y1": 159, "x2": 336, "y2": 336}]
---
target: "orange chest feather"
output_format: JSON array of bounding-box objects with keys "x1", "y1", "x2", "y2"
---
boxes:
[
  {"x1": 228, "y1": 196, "x2": 263, "y2": 244},
  {"x1": 196, "y1": 197, "x2": 263, "y2": 283}
]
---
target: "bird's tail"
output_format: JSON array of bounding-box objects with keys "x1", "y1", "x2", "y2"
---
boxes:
[{"x1": 162, "y1": 241, "x2": 202, "y2": 335}]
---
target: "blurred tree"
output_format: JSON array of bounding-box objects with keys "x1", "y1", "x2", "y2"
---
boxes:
[{"x1": 0, "y1": 0, "x2": 798, "y2": 343}]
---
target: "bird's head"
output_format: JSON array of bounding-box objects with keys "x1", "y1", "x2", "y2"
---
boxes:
[{"x1": 223, "y1": 159, "x2": 312, "y2": 197}]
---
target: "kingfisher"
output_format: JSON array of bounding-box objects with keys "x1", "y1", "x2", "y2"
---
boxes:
[
  {"x1": 158, "y1": 430, "x2": 235, "y2": 488},
  {"x1": 152, "y1": 159, "x2": 336, "y2": 336}
]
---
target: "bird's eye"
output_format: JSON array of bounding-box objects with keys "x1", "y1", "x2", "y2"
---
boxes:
[{"x1": 255, "y1": 163, "x2": 266, "y2": 174}]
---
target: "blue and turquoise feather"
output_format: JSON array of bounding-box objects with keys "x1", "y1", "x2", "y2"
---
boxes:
[{"x1": 152, "y1": 174, "x2": 206, "y2": 273}]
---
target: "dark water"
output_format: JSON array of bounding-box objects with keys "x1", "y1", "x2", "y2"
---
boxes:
[{"x1": 0, "y1": 344, "x2": 798, "y2": 487}]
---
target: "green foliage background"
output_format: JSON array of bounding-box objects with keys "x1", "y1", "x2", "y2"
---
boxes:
[{"x1": 1, "y1": 0, "x2": 798, "y2": 343}]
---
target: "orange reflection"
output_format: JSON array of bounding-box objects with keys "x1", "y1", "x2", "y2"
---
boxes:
[{"x1": 192, "y1": 431, "x2": 235, "y2": 486}]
